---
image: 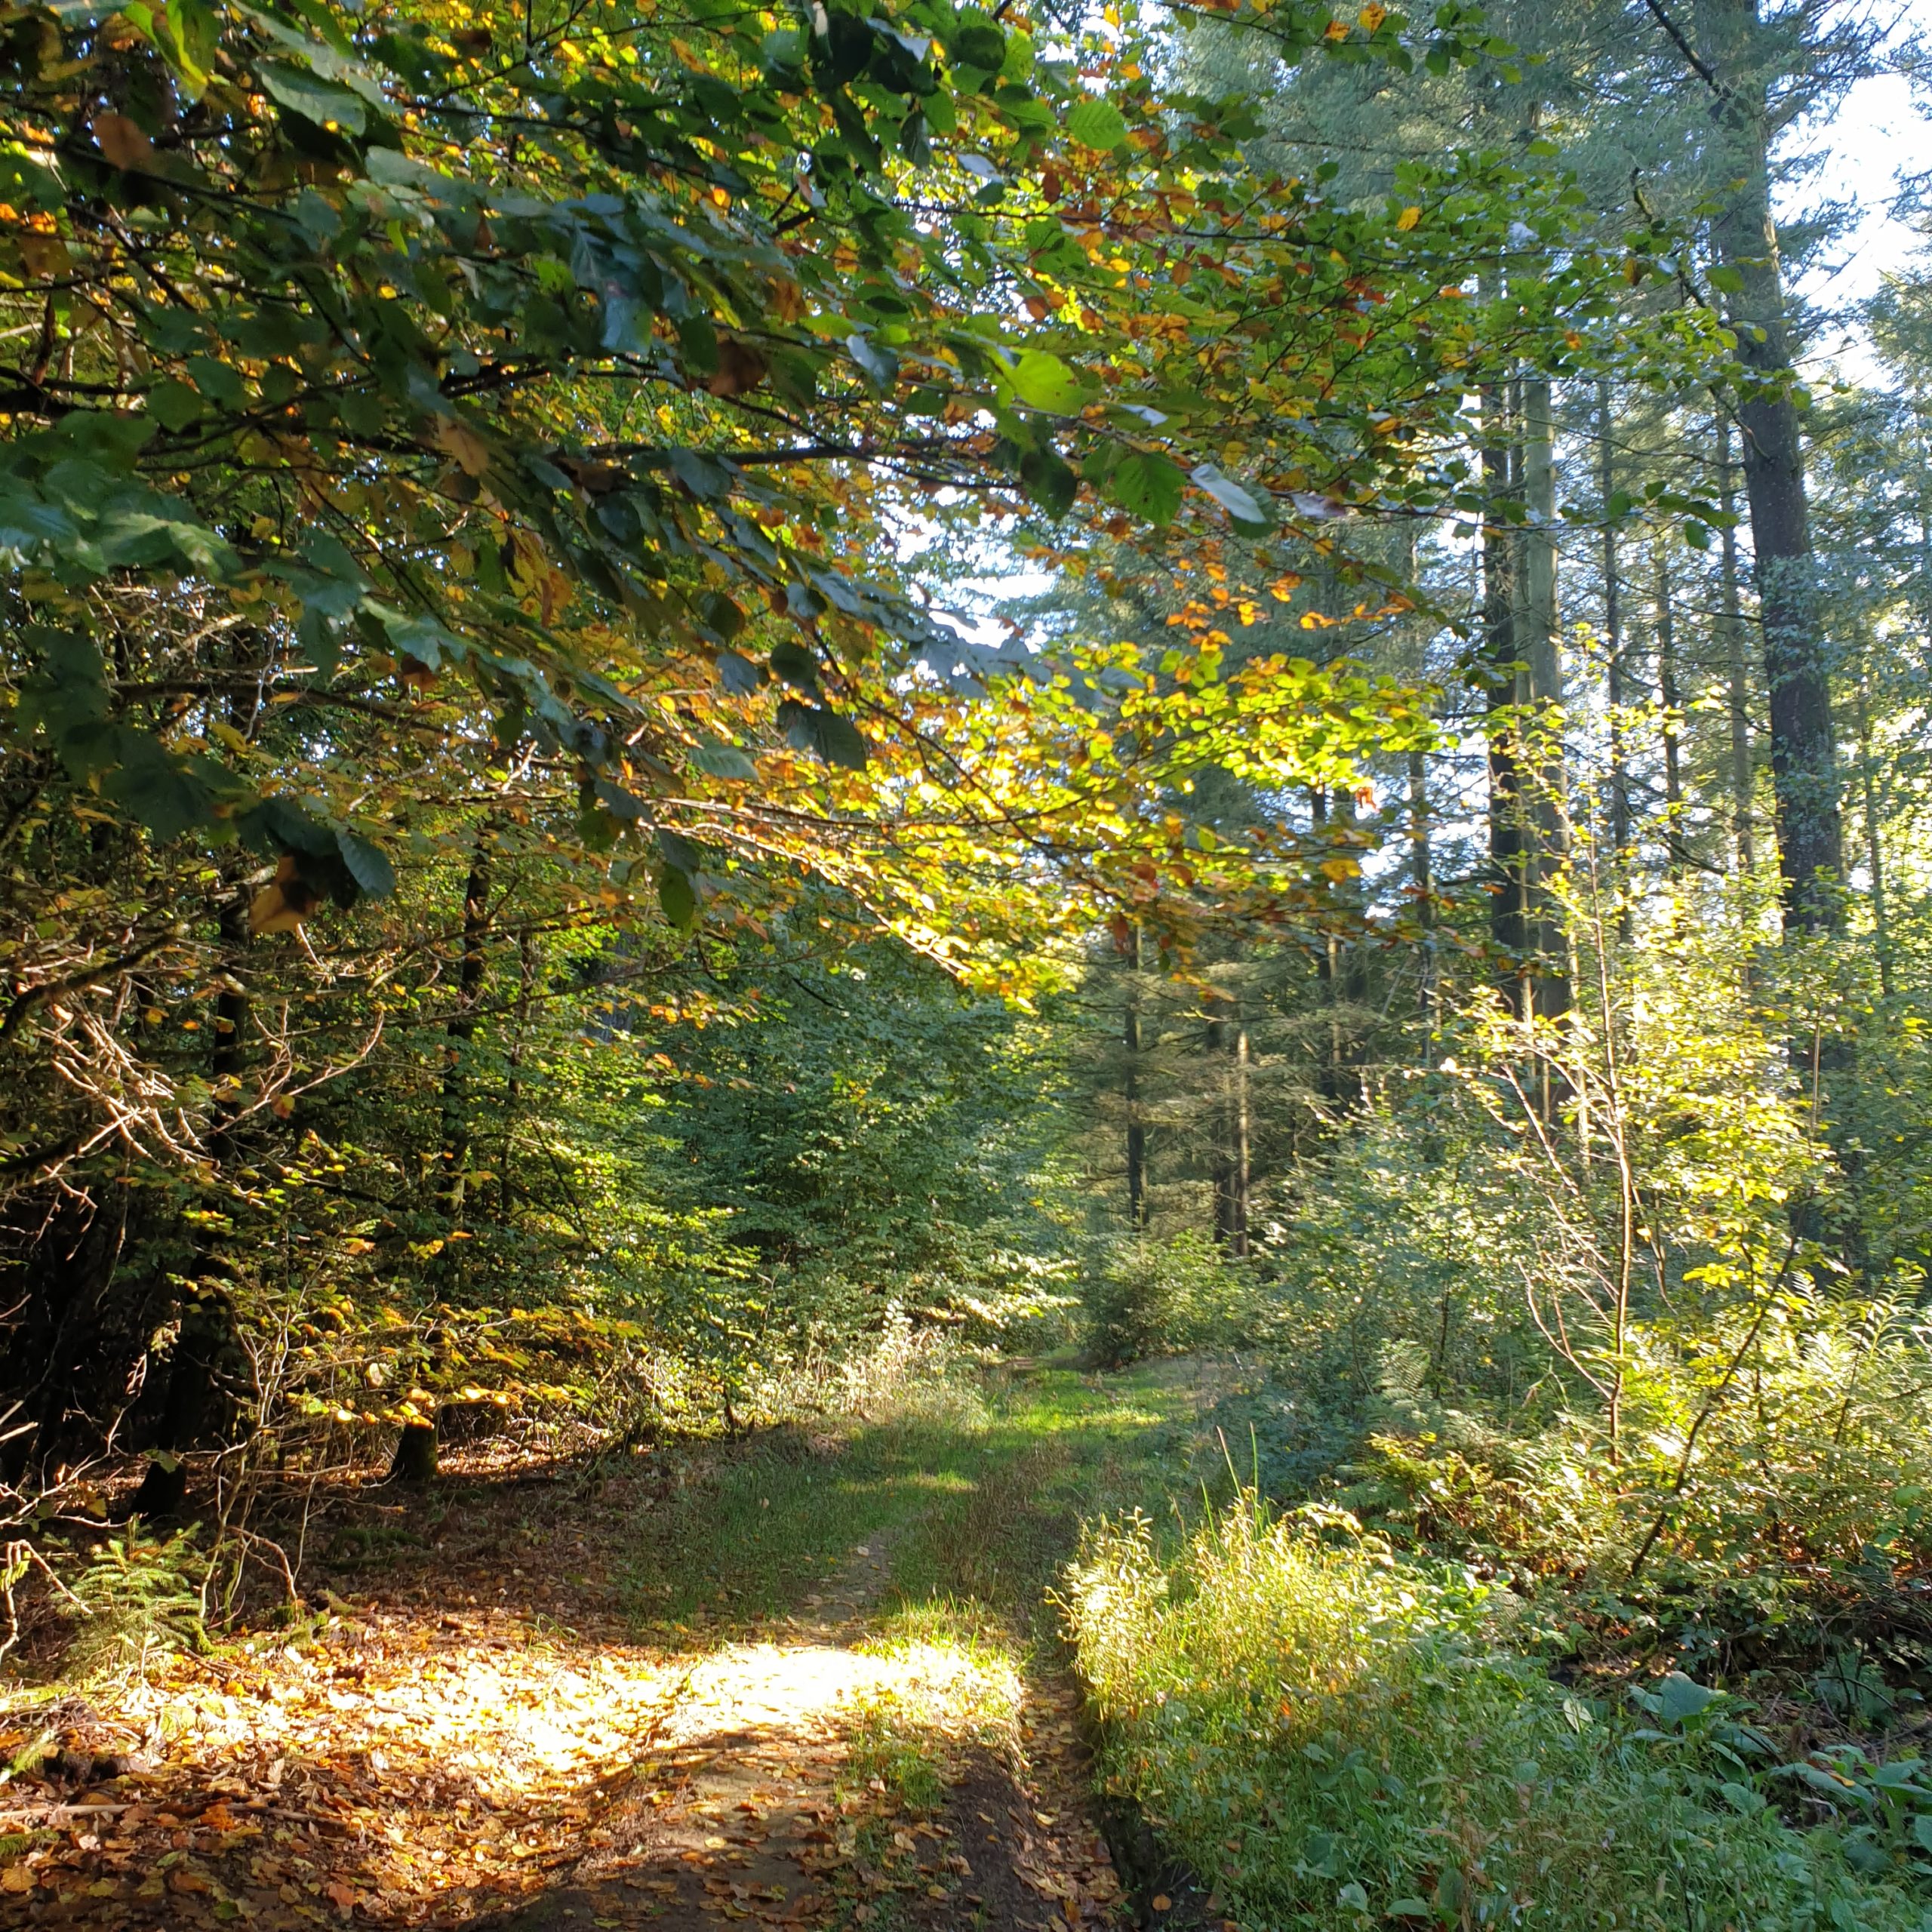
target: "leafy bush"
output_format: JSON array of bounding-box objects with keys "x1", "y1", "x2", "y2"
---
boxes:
[
  {"x1": 1081, "y1": 1232, "x2": 1256, "y2": 1367},
  {"x1": 1068, "y1": 1498, "x2": 1932, "y2": 1931}
]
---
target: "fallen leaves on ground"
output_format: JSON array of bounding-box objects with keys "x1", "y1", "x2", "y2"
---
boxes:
[
  {"x1": 0, "y1": 1595, "x2": 675, "y2": 1927},
  {"x1": 2, "y1": 1448, "x2": 1130, "y2": 1932}
]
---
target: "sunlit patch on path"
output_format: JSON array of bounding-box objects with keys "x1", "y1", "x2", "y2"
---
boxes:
[{"x1": 463, "y1": 1537, "x2": 1121, "y2": 1932}]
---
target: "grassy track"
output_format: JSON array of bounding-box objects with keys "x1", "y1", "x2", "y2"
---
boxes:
[{"x1": 617, "y1": 1360, "x2": 1217, "y2": 1645}]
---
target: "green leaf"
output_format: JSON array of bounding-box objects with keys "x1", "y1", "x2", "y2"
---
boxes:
[
  {"x1": 1654, "y1": 1673, "x2": 1720, "y2": 1727},
  {"x1": 657, "y1": 827, "x2": 701, "y2": 875},
  {"x1": 593, "y1": 779, "x2": 651, "y2": 823},
  {"x1": 1109, "y1": 452, "x2": 1184, "y2": 525},
  {"x1": 150, "y1": 0, "x2": 216, "y2": 97},
  {"x1": 778, "y1": 698, "x2": 869, "y2": 768},
  {"x1": 259, "y1": 61, "x2": 368, "y2": 134},
  {"x1": 847, "y1": 333, "x2": 900, "y2": 391},
  {"x1": 245, "y1": 797, "x2": 338, "y2": 857},
  {"x1": 1007, "y1": 351, "x2": 1089, "y2": 414},
  {"x1": 716, "y1": 651, "x2": 762, "y2": 696},
  {"x1": 1020, "y1": 445, "x2": 1077, "y2": 517},
  {"x1": 770, "y1": 640, "x2": 822, "y2": 693},
  {"x1": 816, "y1": 711, "x2": 869, "y2": 768},
  {"x1": 102, "y1": 737, "x2": 216, "y2": 842},
  {"x1": 1066, "y1": 97, "x2": 1128, "y2": 150},
  {"x1": 336, "y1": 829, "x2": 396, "y2": 897},
  {"x1": 951, "y1": 23, "x2": 1006, "y2": 69},
  {"x1": 148, "y1": 380, "x2": 204, "y2": 433},
  {"x1": 1191, "y1": 463, "x2": 1272, "y2": 533},
  {"x1": 690, "y1": 742, "x2": 758, "y2": 780},
  {"x1": 659, "y1": 864, "x2": 698, "y2": 929}
]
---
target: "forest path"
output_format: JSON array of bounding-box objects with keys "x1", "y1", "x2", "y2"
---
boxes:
[
  {"x1": 466, "y1": 1525, "x2": 1121, "y2": 1932},
  {"x1": 1, "y1": 1360, "x2": 1232, "y2": 1932}
]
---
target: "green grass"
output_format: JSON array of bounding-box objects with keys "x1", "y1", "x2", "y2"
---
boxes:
[
  {"x1": 604, "y1": 1352, "x2": 1932, "y2": 1932},
  {"x1": 617, "y1": 1359, "x2": 1205, "y2": 1638},
  {"x1": 1069, "y1": 1497, "x2": 1932, "y2": 1932}
]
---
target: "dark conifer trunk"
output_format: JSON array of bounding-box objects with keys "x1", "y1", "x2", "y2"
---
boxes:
[
  {"x1": 1481, "y1": 385, "x2": 1527, "y2": 982},
  {"x1": 1207, "y1": 990, "x2": 1250, "y2": 1257},
  {"x1": 1716, "y1": 413, "x2": 1756, "y2": 873},
  {"x1": 1697, "y1": 0, "x2": 1842, "y2": 929},
  {"x1": 1407, "y1": 748, "x2": 1435, "y2": 1021},
  {"x1": 131, "y1": 883, "x2": 252, "y2": 1520},
  {"x1": 1520, "y1": 374, "x2": 1569, "y2": 1021}
]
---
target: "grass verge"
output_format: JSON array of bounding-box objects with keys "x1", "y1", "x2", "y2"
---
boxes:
[{"x1": 1068, "y1": 1497, "x2": 1932, "y2": 1932}]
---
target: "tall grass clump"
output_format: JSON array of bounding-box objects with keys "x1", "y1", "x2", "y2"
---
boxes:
[{"x1": 1068, "y1": 1500, "x2": 1930, "y2": 1931}]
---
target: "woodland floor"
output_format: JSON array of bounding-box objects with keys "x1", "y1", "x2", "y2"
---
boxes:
[{"x1": 0, "y1": 1361, "x2": 1244, "y2": 1932}]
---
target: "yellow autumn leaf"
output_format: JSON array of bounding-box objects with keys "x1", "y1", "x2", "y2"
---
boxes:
[
  {"x1": 1395, "y1": 205, "x2": 1421, "y2": 230},
  {"x1": 433, "y1": 417, "x2": 493, "y2": 478},
  {"x1": 1358, "y1": 2, "x2": 1387, "y2": 28}
]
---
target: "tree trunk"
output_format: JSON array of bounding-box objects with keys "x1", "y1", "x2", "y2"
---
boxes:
[
  {"x1": 1231, "y1": 1020, "x2": 1250, "y2": 1254},
  {"x1": 1655, "y1": 542, "x2": 1684, "y2": 874},
  {"x1": 438, "y1": 842, "x2": 493, "y2": 1220},
  {"x1": 1311, "y1": 786, "x2": 1350, "y2": 1112},
  {"x1": 1696, "y1": 0, "x2": 1842, "y2": 930},
  {"x1": 1407, "y1": 748, "x2": 1435, "y2": 1020},
  {"x1": 1481, "y1": 383, "x2": 1528, "y2": 983},
  {"x1": 131, "y1": 884, "x2": 253, "y2": 1519},
  {"x1": 496, "y1": 929, "x2": 536, "y2": 1224},
  {"x1": 1207, "y1": 991, "x2": 1251, "y2": 1257},
  {"x1": 390, "y1": 1420, "x2": 438, "y2": 1484},
  {"x1": 1854, "y1": 672, "x2": 1893, "y2": 998},
  {"x1": 1716, "y1": 412, "x2": 1756, "y2": 873},
  {"x1": 1599, "y1": 382, "x2": 1633, "y2": 909},
  {"x1": 1520, "y1": 374, "x2": 1570, "y2": 1020}
]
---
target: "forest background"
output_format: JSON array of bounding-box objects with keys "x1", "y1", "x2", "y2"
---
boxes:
[{"x1": 11, "y1": 0, "x2": 1932, "y2": 1922}]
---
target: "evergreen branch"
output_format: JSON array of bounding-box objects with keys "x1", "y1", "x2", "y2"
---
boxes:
[{"x1": 1641, "y1": 0, "x2": 1723, "y2": 96}]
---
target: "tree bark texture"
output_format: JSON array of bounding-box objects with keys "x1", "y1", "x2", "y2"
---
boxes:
[
  {"x1": 1481, "y1": 385, "x2": 1527, "y2": 973},
  {"x1": 1519, "y1": 374, "x2": 1570, "y2": 1019},
  {"x1": 1655, "y1": 543, "x2": 1684, "y2": 873},
  {"x1": 1697, "y1": 0, "x2": 1842, "y2": 929},
  {"x1": 1599, "y1": 383, "x2": 1634, "y2": 894},
  {"x1": 1716, "y1": 412, "x2": 1757, "y2": 873}
]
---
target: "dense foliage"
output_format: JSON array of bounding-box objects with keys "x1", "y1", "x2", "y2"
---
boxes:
[{"x1": 9, "y1": 0, "x2": 1932, "y2": 1924}]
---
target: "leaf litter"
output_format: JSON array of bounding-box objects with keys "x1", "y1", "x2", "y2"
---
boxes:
[{"x1": 1, "y1": 1447, "x2": 1128, "y2": 1932}]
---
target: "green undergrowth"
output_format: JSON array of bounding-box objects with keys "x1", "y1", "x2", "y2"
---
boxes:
[{"x1": 1069, "y1": 1496, "x2": 1932, "y2": 1932}]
